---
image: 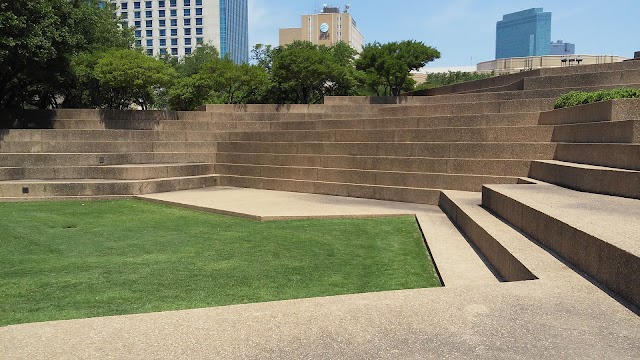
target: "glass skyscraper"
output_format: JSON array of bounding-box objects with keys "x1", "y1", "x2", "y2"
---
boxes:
[
  {"x1": 112, "y1": 0, "x2": 248, "y2": 63},
  {"x1": 496, "y1": 8, "x2": 551, "y2": 59}
]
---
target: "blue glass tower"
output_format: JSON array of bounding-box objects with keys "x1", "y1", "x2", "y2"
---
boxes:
[
  {"x1": 496, "y1": 8, "x2": 551, "y2": 59},
  {"x1": 220, "y1": 0, "x2": 248, "y2": 63}
]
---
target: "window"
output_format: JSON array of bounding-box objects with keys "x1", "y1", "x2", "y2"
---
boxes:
[
  {"x1": 146, "y1": 30, "x2": 153, "y2": 37},
  {"x1": 145, "y1": 10, "x2": 152, "y2": 18},
  {"x1": 160, "y1": 48, "x2": 167, "y2": 55},
  {"x1": 159, "y1": 1, "x2": 165, "y2": 8},
  {"x1": 196, "y1": 37, "x2": 204, "y2": 44},
  {"x1": 195, "y1": 0, "x2": 202, "y2": 5},
  {"x1": 145, "y1": 20, "x2": 152, "y2": 27},
  {"x1": 146, "y1": 39, "x2": 153, "y2": 47},
  {"x1": 184, "y1": 38, "x2": 191, "y2": 46},
  {"x1": 121, "y1": 2, "x2": 128, "y2": 10},
  {"x1": 159, "y1": 29, "x2": 166, "y2": 36},
  {"x1": 159, "y1": 39, "x2": 166, "y2": 47},
  {"x1": 170, "y1": 9, "x2": 177, "y2": 17},
  {"x1": 170, "y1": 29, "x2": 177, "y2": 36},
  {"x1": 184, "y1": 9, "x2": 190, "y2": 16},
  {"x1": 171, "y1": 38, "x2": 178, "y2": 46},
  {"x1": 195, "y1": 8, "x2": 202, "y2": 16},
  {"x1": 184, "y1": 0, "x2": 191, "y2": 6},
  {"x1": 171, "y1": 48, "x2": 178, "y2": 56},
  {"x1": 145, "y1": 1, "x2": 152, "y2": 8},
  {"x1": 135, "y1": 39, "x2": 142, "y2": 47},
  {"x1": 170, "y1": 0, "x2": 176, "y2": 7},
  {"x1": 134, "y1": 11, "x2": 141, "y2": 19},
  {"x1": 184, "y1": 28, "x2": 191, "y2": 36},
  {"x1": 134, "y1": 2, "x2": 140, "y2": 10},
  {"x1": 195, "y1": 18, "x2": 202, "y2": 26},
  {"x1": 147, "y1": 49, "x2": 153, "y2": 55},
  {"x1": 159, "y1": 10, "x2": 165, "y2": 17},
  {"x1": 170, "y1": 19, "x2": 177, "y2": 27},
  {"x1": 121, "y1": 12, "x2": 128, "y2": 19},
  {"x1": 184, "y1": 19, "x2": 191, "y2": 26},
  {"x1": 185, "y1": 47, "x2": 192, "y2": 55},
  {"x1": 134, "y1": 21, "x2": 141, "y2": 28},
  {"x1": 159, "y1": 19, "x2": 166, "y2": 27},
  {"x1": 195, "y1": 27, "x2": 203, "y2": 35},
  {"x1": 135, "y1": 30, "x2": 142, "y2": 38}
]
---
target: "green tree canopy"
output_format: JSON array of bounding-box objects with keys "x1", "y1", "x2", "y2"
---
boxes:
[{"x1": 356, "y1": 40, "x2": 441, "y2": 96}]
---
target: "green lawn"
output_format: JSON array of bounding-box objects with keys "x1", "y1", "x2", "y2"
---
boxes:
[{"x1": 0, "y1": 200, "x2": 441, "y2": 326}]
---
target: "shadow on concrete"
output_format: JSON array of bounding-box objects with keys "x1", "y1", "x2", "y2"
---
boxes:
[
  {"x1": 98, "y1": 109, "x2": 178, "y2": 130},
  {"x1": 0, "y1": 109, "x2": 55, "y2": 132}
]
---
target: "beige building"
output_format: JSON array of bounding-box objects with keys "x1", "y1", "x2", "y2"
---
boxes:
[
  {"x1": 279, "y1": 5, "x2": 364, "y2": 52},
  {"x1": 477, "y1": 54, "x2": 628, "y2": 74}
]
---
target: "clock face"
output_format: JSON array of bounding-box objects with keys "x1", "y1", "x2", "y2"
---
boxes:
[{"x1": 320, "y1": 23, "x2": 329, "y2": 33}]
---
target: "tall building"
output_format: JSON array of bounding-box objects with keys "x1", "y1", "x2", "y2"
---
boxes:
[
  {"x1": 279, "y1": 5, "x2": 364, "y2": 53},
  {"x1": 112, "y1": 0, "x2": 248, "y2": 63},
  {"x1": 550, "y1": 40, "x2": 576, "y2": 56},
  {"x1": 496, "y1": 8, "x2": 551, "y2": 59}
]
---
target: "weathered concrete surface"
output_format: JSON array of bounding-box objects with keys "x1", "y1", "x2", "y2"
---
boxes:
[{"x1": 1, "y1": 187, "x2": 639, "y2": 359}]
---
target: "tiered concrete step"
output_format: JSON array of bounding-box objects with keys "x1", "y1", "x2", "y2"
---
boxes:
[
  {"x1": 0, "y1": 140, "x2": 216, "y2": 153},
  {"x1": 554, "y1": 143, "x2": 640, "y2": 170},
  {"x1": 377, "y1": 99, "x2": 554, "y2": 117},
  {"x1": 0, "y1": 152, "x2": 215, "y2": 167},
  {"x1": 482, "y1": 183, "x2": 640, "y2": 308},
  {"x1": 551, "y1": 120, "x2": 639, "y2": 143},
  {"x1": 523, "y1": 69, "x2": 640, "y2": 90},
  {"x1": 529, "y1": 160, "x2": 640, "y2": 199}
]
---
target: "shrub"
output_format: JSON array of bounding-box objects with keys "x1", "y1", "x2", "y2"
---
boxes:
[{"x1": 554, "y1": 88, "x2": 640, "y2": 109}]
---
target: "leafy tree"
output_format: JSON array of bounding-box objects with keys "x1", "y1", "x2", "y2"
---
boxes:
[
  {"x1": 167, "y1": 74, "x2": 213, "y2": 111},
  {"x1": 0, "y1": 0, "x2": 132, "y2": 109},
  {"x1": 416, "y1": 71, "x2": 494, "y2": 90},
  {"x1": 356, "y1": 40, "x2": 440, "y2": 96},
  {"x1": 175, "y1": 44, "x2": 220, "y2": 77},
  {"x1": 93, "y1": 49, "x2": 176, "y2": 110}
]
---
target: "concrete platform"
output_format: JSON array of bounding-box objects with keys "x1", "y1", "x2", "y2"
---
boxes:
[{"x1": 1, "y1": 187, "x2": 638, "y2": 359}]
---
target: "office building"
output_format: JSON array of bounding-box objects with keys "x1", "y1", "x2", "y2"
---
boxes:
[
  {"x1": 112, "y1": 0, "x2": 248, "y2": 63},
  {"x1": 550, "y1": 40, "x2": 576, "y2": 56},
  {"x1": 496, "y1": 8, "x2": 551, "y2": 59},
  {"x1": 279, "y1": 5, "x2": 364, "y2": 53}
]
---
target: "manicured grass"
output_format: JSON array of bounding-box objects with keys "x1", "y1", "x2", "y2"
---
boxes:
[{"x1": 0, "y1": 200, "x2": 440, "y2": 326}]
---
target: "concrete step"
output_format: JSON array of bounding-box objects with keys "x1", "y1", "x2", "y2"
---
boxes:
[
  {"x1": 217, "y1": 141, "x2": 557, "y2": 159},
  {"x1": 216, "y1": 163, "x2": 520, "y2": 193},
  {"x1": 269, "y1": 113, "x2": 540, "y2": 130},
  {"x1": 482, "y1": 183, "x2": 640, "y2": 308},
  {"x1": 220, "y1": 175, "x2": 443, "y2": 204},
  {"x1": 554, "y1": 143, "x2": 640, "y2": 170},
  {"x1": 201, "y1": 104, "x2": 385, "y2": 114},
  {"x1": 225, "y1": 126, "x2": 554, "y2": 143},
  {"x1": 551, "y1": 120, "x2": 639, "y2": 143},
  {"x1": 377, "y1": 99, "x2": 555, "y2": 117},
  {"x1": 0, "y1": 174, "x2": 220, "y2": 198},
  {"x1": 0, "y1": 141, "x2": 216, "y2": 153},
  {"x1": 523, "y1": 69, "x2": 640, "y2": 90},
  {"x1": 529, "y1": 160, "x2": 640, "y2": 199},
  {"x1": 0, "y1": 163, "x2": 215, "y2": 181},
  {"x1": 0, "y1": 152, "x2": 216, "y2": 166},
  {"x1": 539, "y1": 99, "x2": 640, "y2": 125},
  {"x1": 438, "y1": 190, "x2": 566, "y2": 282},
  {"x1": 216, "y1": 153, "x2": 532, "y2": 177},
  {"x1": 0, "y1": 129, "x2": 230, "y2": 142}
]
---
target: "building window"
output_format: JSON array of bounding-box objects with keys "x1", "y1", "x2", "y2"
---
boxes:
[
  {"x1": 170, "y1": 19, "x2": 177, "y2": 27},
  {"x1": 146, "y1": 1, "x2": 153, "y2": 8},
  {"x1": 171, "y1": 38, "x2": 178, "y2": 46},
  {"x1": 159, "y1": 10, "x2": 165, "y2": 17},
  {"x1": 195, "y1": 18, "x2": 202, "y2": 26},
  {"x1": 170, "y1": 29, "x2": 177, "y2": 36},
  {"x1": 134, "y1": 2, "x2": 141, "y2": 10},
  {"x1": 171, "y1": 48, "x2": 178, "y2": 55},
  {"x1": 134, "y1": 21, "x2": 141, "y2": 28},
  {"x1": 184, "y1": 38, "x2": 191, "y2": 46},
  {"x1": 184, "y1": 18, "x2": 191, "y2": 26},
  {"x1": 135, "y1": 39, "x2": 142, "y2": 47},
  {"x1": 170, "y1": 9, "x2": 177, "y2": 17},
  {"x1": 159, "y1": 29, "x2": 166, "y2": 36},
  {"x1": 146, "y1": 30, "x2": 153, "y2": 37},
  {"x1": 160, "y1": 48, "x2": 167, "y2": 55},
  {"x1": 145, "y1": 10, "x2": 152, "y2": 18},
  {"x1": 147, "y1": 49, "x2": 153, "y2": 55},
  {"x1": 195, "y1": 8, "x2": 202, "y2": 16},
  {"x1": 145, "y1": 20, "x2": 152, "y2": 27},
  {"x1": 134, "y1": 11, "x2": 141, "y2": 19},
  {"x1": 195, "y1": 27, "x2": 202, "y2": 35},
  {"x1": 159, "y1": 39, "x2": 167, "y2": 47},
  {"x1": 195, "y1": 0, "x2": 202, "y2": 5},
  {"x1": 196, "y1": 37, "x2": 204, "y2": 44},
  {"x1": 184, "y1": 0, "x2": 191, "y2": 6},
  {"x1": 121, "y1": 2, "x2": 128, "y2": 10},
  {"x1": 170, "y1": 0, "x2": 176, "y2": 7},
  {"x1": 184, "y1": 9, "x2": 190, "y2": 16},
  {"x1": 159, "y1": 1, "x2": 165, "y2": 8},
  {"x1": 146, "y1": 39, "x2": 153, "y2": 47},
  {"x1": 159, "y1": 19, "x2": 166, "y2": 27},
  {"x1": 184, "y1": 28, "x2": 191, "y2": 36},
  {"x1": 121, "y1": 12, "x2": 128, "y2": 19},
  {"x1": 185, "y1": 47, "x2": 192, "y2": 55},
  {"x1": 135, "y1": 30, "x2": 142, "y2": 38}
]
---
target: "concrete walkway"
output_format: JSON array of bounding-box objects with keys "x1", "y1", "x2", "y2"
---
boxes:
[{"x1": 1, "y1": 187, "x2": 638, "y2": 359}]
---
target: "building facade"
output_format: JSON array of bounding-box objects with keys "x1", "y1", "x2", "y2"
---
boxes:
[
  {"x1": 279, "y1": 5, "x2": 364, "y2": 53},
  {"x1": 478, "y1": 55, "x2": 628, "y2": 75},
  {"x1": 549, "y1": 40, "x2": 576, "y2": 56},
  {"x1": 112, "y1": 0, "x2": 248, "y2": 63},
  {"x1": 496, "y1": 8, "x2": 551, "y2": 59}
]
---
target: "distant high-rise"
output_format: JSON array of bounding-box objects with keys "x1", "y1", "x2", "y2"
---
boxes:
[
  {"x1": 496, "y1": 8, "x2": 551, "y2": 59},
  {"x1": 550, "y1": 40, "x2": 576, "y2": 56},
  {"x1": 112, "y1": 0, "x2": 248, "y2": 63}
]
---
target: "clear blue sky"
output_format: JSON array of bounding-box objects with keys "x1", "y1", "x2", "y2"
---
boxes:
[{"x1": 248, "y1": 0, "x2": 638, "y2": 67}]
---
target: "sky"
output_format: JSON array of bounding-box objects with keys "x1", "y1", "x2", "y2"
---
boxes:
[{"x1": 248, "y1": 0, "x2": 639, "y2": 68}]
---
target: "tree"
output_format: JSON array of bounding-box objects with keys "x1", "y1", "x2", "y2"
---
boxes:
[
  {"x1": 0, "y1": 0, "x2": 132, "y2": 109},
  {"x1": 93, "y1": 49, "x2": 176, "y2": 110},
  {"x1": 175, "y1": 44, "x2": 220, "y2": 77},
  {"x1": 356, "y1": 40, "x2": 441, "y2": 96}
]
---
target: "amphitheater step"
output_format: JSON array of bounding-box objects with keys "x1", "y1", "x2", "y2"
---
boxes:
[
  {"x1": 538, "y1": 98, "x2": 640, "y2": 125},
  {"x1": 0, "y1": 140, "x2": 216, "y2": 153},
  {"x1": 529, "y1": 160, "x2": 640, "y2": 199},
  {"x1": 482, "y1": 183, "x2": 640, "y2": 308},
  {"x1": 0, "y1": 174, "x2": 219, "y2": 198},
  {"x1": 216, "y1": 163, "x2": 520, "y2": 193},
  {"x1": 554, "y1": 143, "x2": 640, "y2": 170},
  {"x1": 523, "y1": 69, "x2": 640, "y2": 90},
  {"x1": 225, "y1": 126, "x2": 554, "y2": 143},
  {"x1": 217, "y1": 141, "x2": 557, "y2": 159},
  {"x1": 377, "y1": 99, "x2": 555, "y2": 117},
  {"x1": 438, "y1": 190, "x2": 565, "y2": 282},
  {"x1": 0, "y1": 152, "x2": 215, "y2": 167},
  {"x1": 551, "y1": 120, "x2": 639, "y2": 143},
  {"x1": 0, "y1": 163, "x2": 215, "y2": 181},
  {"x1": 216, "y1": 153, "x2": 532, "y2": 177}
]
